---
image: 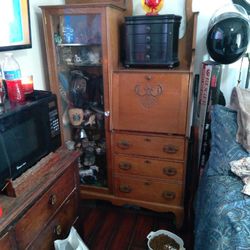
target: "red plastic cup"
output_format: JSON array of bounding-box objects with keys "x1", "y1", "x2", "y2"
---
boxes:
[
  {"x1": 22, "y1": 75, "x2": 34, "y2": 94},
  {"x1": 6, "y1": 79, "x2": 25, "y2": 104}
]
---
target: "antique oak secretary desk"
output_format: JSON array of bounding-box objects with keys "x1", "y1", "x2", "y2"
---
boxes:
[{"x1": 40, "y1": 0, "x2": 197, "y2": 228}]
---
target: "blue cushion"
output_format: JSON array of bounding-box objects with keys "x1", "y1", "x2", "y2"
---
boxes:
[{"x1": 205, "y1": 105, "x2": 250, "y2": 176}]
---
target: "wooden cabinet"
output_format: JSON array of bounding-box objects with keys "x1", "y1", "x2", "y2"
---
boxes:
[
  {"x1": 0, "y1": 148, "x2": 80, "y2": 249},
  {"x1": 111, "y1": 70, "x2": 190, "y2": 227},
  {"x1": 40, "y1": 3, "x2": 127, "y2": 192},
  {"x1": 112, "y1": 72, "x2": 190, "y2": 134},
  {"x1": 41, "y1": 1, "x2": 197, "y2": 228}
]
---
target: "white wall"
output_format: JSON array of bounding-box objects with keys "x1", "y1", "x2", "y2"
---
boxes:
[{"x1": 0, "y1": 0, "x2": 64, "y2": 91}]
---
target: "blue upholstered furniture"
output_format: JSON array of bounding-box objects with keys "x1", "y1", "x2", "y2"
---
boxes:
[{"x1": 194, "y1": 105, "x2": 250, "y2": 250}]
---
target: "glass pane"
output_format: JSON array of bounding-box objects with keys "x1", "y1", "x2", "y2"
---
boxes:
[{"x1": 52, "y1": 13, "x2": 107, "y2": 188}]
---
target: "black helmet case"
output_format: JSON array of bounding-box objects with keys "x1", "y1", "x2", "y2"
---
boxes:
[{"x1": 206, "y1": 3, "x2": 250, "y2": 64}]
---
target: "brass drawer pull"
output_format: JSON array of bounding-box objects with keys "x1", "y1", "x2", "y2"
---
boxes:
[
  {"x1": 162, "y1": 191, "x2": 176, "y2": 200},
  {"x1": 144, "y1": 160, "x2": 151, "y2": 164},
  {"x1": 49, "y1": 194, "x2": 57, "y2": 206},
  {"x1": 119, "y1": 162, "x2": 132, "y2": 170},
  {"x1": 119, "y1": 185, "x2": 132, "y2": 193},
  {"x1": 144, "y1": 138, "x2": 151, "y2": 142},
  {"x1": 145, "y1": 75, "x2": 152, "y2": 80},
  {"x1": 163, "y1": 167, "x2": 177, "y2": 176},
  {"x1": 54, "y1": 224, "x2": 62, "y2": 236},
  {"x1": 163, "y1": 145, "x2": 178, "y2": 154},
  {"x1": 117, "y1": 140, "x2": 131, "y2": 149}
]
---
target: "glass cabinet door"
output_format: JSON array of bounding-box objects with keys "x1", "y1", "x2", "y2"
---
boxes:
[{"x1": 49, "y1": 12, "x2": 108, "y2": 188}]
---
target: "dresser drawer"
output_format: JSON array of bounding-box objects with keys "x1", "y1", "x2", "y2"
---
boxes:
[
  {"x1": 114, "y1": 155, "x2": 184, "y2": 181},
  {"x1": 113, "y1": 133, "x2": 185, "y2": 160},
  {"x1": 0, "y1": 231, "x2": 16, "y2": 250},
  {"x1": 28, "y1": 191, "x2": 78, "y2": 250},
  {"x1": 112, "y1": 72, "x2": 189, "y2": 134},
  {"x1": 114, "y1": 176, "x2": 183, "y2": 206},
  {"x1": 15, "y1": 164, "x2": 77, "y2": 249}
]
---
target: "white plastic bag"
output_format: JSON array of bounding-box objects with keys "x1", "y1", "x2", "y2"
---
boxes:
[{"x1": 54, "y1": 227, "x2": 89, "y2": 250}]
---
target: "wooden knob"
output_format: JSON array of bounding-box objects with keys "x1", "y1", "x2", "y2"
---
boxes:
[
  {"x1": 119, "y1": 185, "x2": 132, "y2": 193},
  {"x1": 49, "y1": 194, "x2": 57, "y2": 206},
  {"x1": 162, "y1": 191, "x2": 176, "y2": 200},
  {"x1": 117, "y1": 140, "x2": 131, "y2": 150},
  {"x1": 54, "y1": 225, "x2": 62, "y2": 236},
  {"x1": 163, "y1": 145, "x2": 178, "y2": 154},
  {"x1": 163, "y1": 167, "x2": 177, "y2": 176},
  {"x1": 119, "y1": 162, "x2": 132, "y2": 170},
  {"x1": 144, "y1": 181, "x2": 151, "y2": 186},
  {"x1": 145, "y1": 75, "x2": 152, "y2": 80}
]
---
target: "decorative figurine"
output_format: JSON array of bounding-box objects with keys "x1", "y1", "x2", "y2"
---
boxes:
[
  {"x1": 142, "y1": 0, "x2": 164, "y2": 15},
  {"x1": 68, "y1": 108, "x2": 84, "y2": 127}
]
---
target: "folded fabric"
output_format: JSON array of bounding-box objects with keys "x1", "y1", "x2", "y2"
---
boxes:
[
  {"x1": 230, "y1": 87, "x2": 250, "y2": 153},
  {"x1": 230, "y1": 157, "x2": 250, "y2": 195}
]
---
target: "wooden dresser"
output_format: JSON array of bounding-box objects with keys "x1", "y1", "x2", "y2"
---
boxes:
[
  {"x1": 111, "y1": 69, "x2": 192, "y2": 227},
  {"x1": 0, "y1": 147, "x2": 80, "y2": 250},
  {"x1": 40, "y1": 0, "x2": 197, "y2": 229}
]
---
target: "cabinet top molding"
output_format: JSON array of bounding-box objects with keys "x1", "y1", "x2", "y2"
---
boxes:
[{"x1": 64, "y1": 0, "x2": 131, "y2": 11}]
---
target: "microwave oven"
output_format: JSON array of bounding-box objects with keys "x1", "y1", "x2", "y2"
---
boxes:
[{"x1": 0, "y1": 91, "x2": 61, "y2": 190}]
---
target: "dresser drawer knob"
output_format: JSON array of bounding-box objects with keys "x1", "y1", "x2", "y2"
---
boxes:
[
  {"x1": 146, "y1": 54, "x2": 151, "y2": 60},
  {"x1": 144, "y1": 160, "x2": 151, "y2": 164},
  {"x1": 163, "y1": 145, "x2": 178, "y2": 154},
  {"x1": 119, "y1": 162, "x2": 132, "y2": 170},
  {"x1": 119, "y1": 184, "x2": 132, "y2": 193},
  {"x1": 146, "y1": 26, "x2": 151, "y2": 32},
  {"x1": 163, "y1": 167, "x2": 177, "y2": 176},
  {"x1": 49, "y1": 194, "x2": 57, "y2": 206},
  {"x1": 117, "y1": 140, "x2": 131, "y2": 149},
  {"x1": 144, "y1": 138, "x2": 151, "y2": 142},
  {"x1": 162, "y1": 191, "x2": 176, "y2": 200},
  {"x1": 145, "y1": 75, "x2": 152, "y2": 80},
  {"x1": 54, "y1": 224, "x2": 62, "y2": 236},
  {"x1": 146, "y1": 36, "x2": 151, "y2": 42}
]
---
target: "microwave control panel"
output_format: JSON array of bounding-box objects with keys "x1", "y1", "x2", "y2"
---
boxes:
[{"x1": 49, "y1": 102, "x2": 60, "y2": 138}]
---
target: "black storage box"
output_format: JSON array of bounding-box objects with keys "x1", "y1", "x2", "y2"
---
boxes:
[{"x1": 122, "y1": 15, "x2": 182, "y2": 68}]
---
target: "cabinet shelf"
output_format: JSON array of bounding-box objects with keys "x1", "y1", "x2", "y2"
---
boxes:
[
  {"x1": 64, "y1": 62, "x2": 102, "y2": 67},
  {"x1": 57, "y1": 43, "x2": 102, "y2": 47}
]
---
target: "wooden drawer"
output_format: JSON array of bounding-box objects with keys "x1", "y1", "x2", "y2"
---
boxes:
[
  {"x1": 112, "y1": 72, "x2": 189, "y2": 134},
  {"x1": 0, "y1": 231, "x2": 16, "y2": 250},
  {"x1": 114, "y1": 155, "x2": 184, "y2": 181},
  {"x1": 114, "y1": 176, "x2": 183, "y2": 206},
  {"x1": 15, "y1": 164, "x2": 76, "y2": 249},
  {"x1": 113, "y1": 133, "x2": 185, "y2": 160},
  {"x1": 28, "y1": 191, "x2": 78, "y2": 250}
]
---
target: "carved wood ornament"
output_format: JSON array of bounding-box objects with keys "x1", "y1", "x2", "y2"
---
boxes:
[{"x1": 134, "y1": 84, "x2": 163, "y2": 108}]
